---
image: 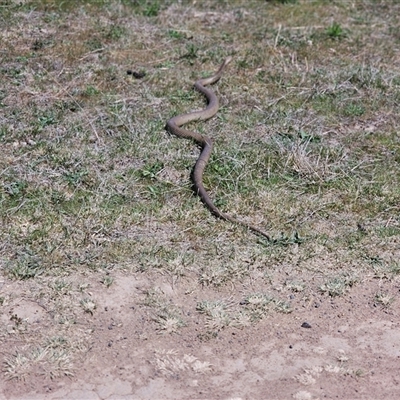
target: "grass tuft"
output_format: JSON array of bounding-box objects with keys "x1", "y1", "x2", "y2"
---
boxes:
[{"x1": 320, "y1": 275, "x2": 358, "y2": 297}]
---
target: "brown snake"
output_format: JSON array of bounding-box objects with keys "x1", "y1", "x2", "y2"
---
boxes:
[{"x1": 166, "y1": 58, "x2": 270, "y2": 240}]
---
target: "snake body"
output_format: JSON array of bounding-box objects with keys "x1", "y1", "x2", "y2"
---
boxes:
[{"x1": 166, "y1": 58, "x2": 270, "y2": 240}]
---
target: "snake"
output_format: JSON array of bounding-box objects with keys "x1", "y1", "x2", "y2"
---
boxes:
[{"x1": 166, "y1": 58, "x2": 270, "y2": 240}]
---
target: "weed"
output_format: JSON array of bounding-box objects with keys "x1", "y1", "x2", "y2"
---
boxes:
[
  {"x1": 374, "y1": 292, "x2": 394, "y2": 308},
  {"x1": 100, "y1": 275, "x2": 114, "y2": 288},
  {"x1": 326, "y1": 22, "x2": 346, "y2": 40},
  {"x1": 3, "y1": 180, "x2": 27, "y2": 198},
  {"x1": 153, "y1": 310, "x2": 186, "y2": 334},
  {"x1": 143, "y1": 289, "x2": 186, "y2": 334},
  {"x1": 83, "y1": 85, "x2": 100, "y2": 97},
  {"x1": 240, "y1": 293, "x2": 292, "y2": 321},
  {"x1": 355, "y1": 369, "x2": 366, "y2": 377},
  {"x1": 376, "y1": 227, "x2": 400, "y2": 238},
  {"x1": 77, "y1": 283, "x2": 90, "y2": 293},
  {"x1": 342, "y1": 102, "x2": 365, "y2": 117},
  {"x1": 6, "y1": 252, "x2": 42, "y2": 280},
  {"x1": 272, "y1": 299, "x2": 292, "y2": 314},
  {"x1": 199, "y1": 262, "x2": 248, "y2": 287},
  {"x1": 3, "y1": 347, "x2": 74, "y2": 381},
  {"x1": 105, "y1": 25, "x2": 126, "y2": 40},
  {"x1": 320, "y1": 275, "x2": 358, "y2": 297},
  {"x1": 153, "y1": 350, "x2": 212, "y2": 375},
  {"x1": 182, "y1": 43, "x2": 199, "y2": 60},
  {"x1": 369, "y1": 260, "x2": 400, "y2": 280},
  {"x1": 133, "y1": 0, "x2": 160, "y2": 17},
  {"x1": 44, "y1": 336, "x2": 68, "y2": 349},
  {"x1": 63, "y1": 170, "x2": 89, "y2": 187},
  {"x1": 286, "y1": 280, "x2": 305, "y2": 292},
  {"x1": 168, "y1": 30, "x2": 185, "y2": 40},
  {"x1": 196, "y1": 300, "x2": 232, "y2": 332},
  {"x1": 80, "y1": 298, "x2": 96, "y2": 315},
  {"x1": 139, "y1": 162, "x2": 164, "y2": 180},
  {"x1": 137, "y1": 246, "x2": 179, "y2": 272},
  {"x1": 50, "y1": 280, "x2": 72, "y2": 295}
]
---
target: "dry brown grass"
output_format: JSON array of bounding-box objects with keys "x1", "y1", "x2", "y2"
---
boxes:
[{"x1": 1, "y1": 0, "x2": 399, "y2": 381}]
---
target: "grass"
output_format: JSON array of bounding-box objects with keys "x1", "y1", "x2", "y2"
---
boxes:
[
  {"x1": 319, "y1": 274, "x2": 358, "y2": 297},
  {"x1": 374, "y1": 292, "x2": 394, "y2": 308},
  {"x1": 3, "y1": 344, "x2": 75, "y2": 381},
  {"x1": 1, "y1": 0, "x2": 400, "y2": 381}
]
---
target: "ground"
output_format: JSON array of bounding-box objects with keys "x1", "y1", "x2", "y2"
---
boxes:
[
  {"x1": 1, "y1": 0, "x2": 400, "y2": 399},
  {"x1": 1, "y1": 272, "x2": 400, "y2": 399}
]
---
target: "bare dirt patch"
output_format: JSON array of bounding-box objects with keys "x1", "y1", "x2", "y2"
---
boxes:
[{"x1": 1, "y1": 272, "x2": 400, "y2": 399}]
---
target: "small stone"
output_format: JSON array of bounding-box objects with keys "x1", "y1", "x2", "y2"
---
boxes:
[{"x1": 301, "y1": 322, "x2": 312, "y2": 329}]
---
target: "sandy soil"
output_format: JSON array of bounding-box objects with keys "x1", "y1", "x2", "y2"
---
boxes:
[{"x1": 1, "y1": 272, "x2": 399, "y2": 400}]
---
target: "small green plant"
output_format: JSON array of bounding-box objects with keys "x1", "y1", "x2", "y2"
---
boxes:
[
  {"x1": 45, "y1": 336, "x2": 68, "y2": 349},
  {"x1": 377, "y1": 226, "x2": 400, "y2": 238},
  {"x1": 374, "y1": 292, "x2": 394, "y2": 308},
  {"x1": 199, "y1": 262, "x2": 248, "y2": 287},
  {"x1": 51, "y1": 279, "x2": 72, "y2": 295},
  {"x1": 168, "y1": 30, "x2": 185, "y2": 40},
  {"x1": 237, "y1": 58, "x2": 250, "y2": 69},
  {"x1": 182, "y1": 43, "x2": 198, "y2": 60},
  {"x1": 242, "y1": 293, "x2": 273, "y2": 308},
  {"x1": 153, "y1": 309, "x2": 186, "y2": 334},
  {"x1": 286, "y1": 280, "x2": 305, "y2": 292},
  {"x1": 3, "y1": 180, "x2": 27, "y2": 197},
  {"x1": 7, "y1": 254, "x2": 42, "y2": 280},
  {"x1": 142, "y1": 289, "x2": 185, "y2": 334},
  {"x1": 85, "y1": 38, "x2": 103, "y2": 51},
  {"x1": 240, "y1": 293, "x2": 292, "y2": 321},
  {"x1": 136, "y1": 0, "x2": 160, "y2": 17},
  {"x1": 80, "y1": 298, "x2": 96, "y2": 315},
  {"x1": 369, "y1": 260, "x2": 400, "y2": 279},
  {"x1": 100, "y1": 275, "x2": 114, "y2": 288},
  {"x1": 196, "y1": 300, "x2": 232, "y2": 332},
  {"x1": 273, "y1": 299, "x2": 292, "y2": 314},
  {"x1": 3, "y1": 347, "x2": 74, "y2": 381},
  {"x1": 343, "y1": 102, "x2": 365, "y2": 117},
  {"x1": 105, "y1": 25, "x2": 126, "y2": 40},
  {"x1": 355, "y1": 369, "x2": 366, "y2": 377},
  {"x1": 326, "y1": 22, "x2": 345, "y2": 39},
  {"x1": 140, "y1": 162, "x2": 164, "y2": 180},
  {"x1": 63, "y1": 170, "x2": 88, "y2": 187},
  {"x1": 77, "y1": 283, "x2": 90, "y2": 292},
  {"x1": 320, "y1": 275, "x2": 357, "y2": 297},
  {"x1": 263, "y1": 231, "x2": 304, "y2": 247},
  {"x1": 83, "y1": 85, "x2": 99, "y2": 97}
]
